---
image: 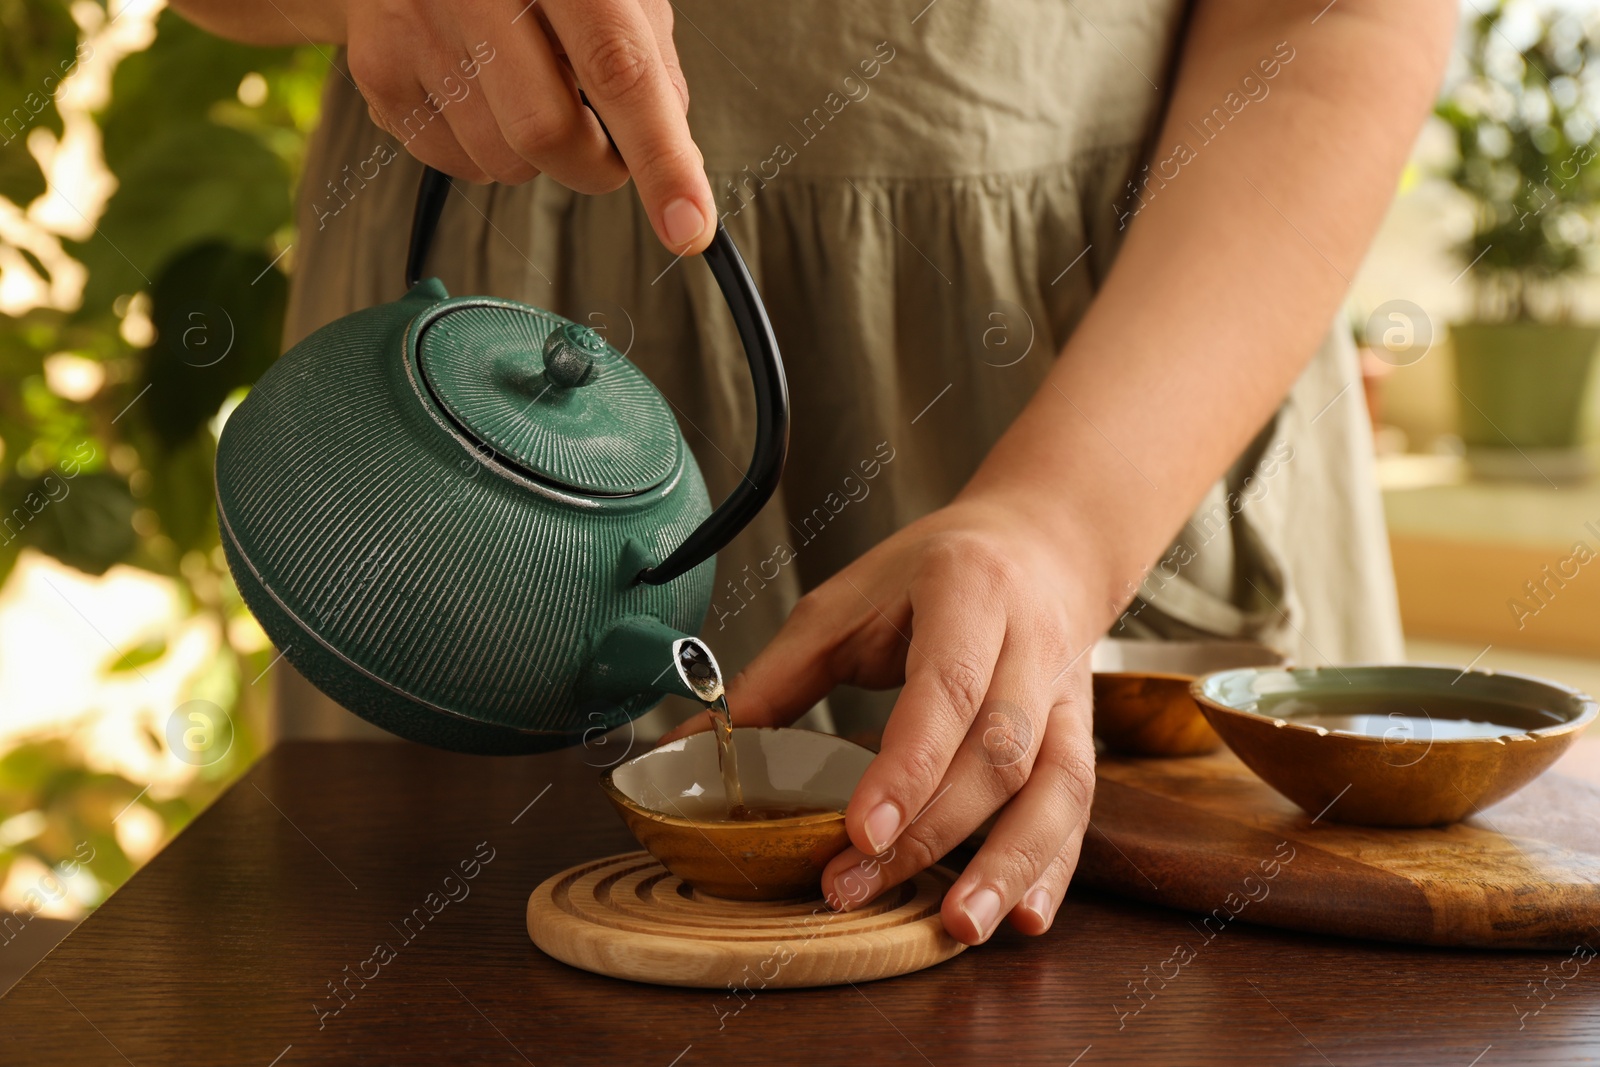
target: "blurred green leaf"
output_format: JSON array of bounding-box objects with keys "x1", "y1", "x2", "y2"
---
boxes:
[
  {"x1": 0, "y1": 136, "x2": 46, "y2": 206},
  {"x1": 106, "y1": 635, "x2": 168, "y2": 673},
  {"x1": 21, "y1": 470, "x2": 136, "y2": 575},
  {"x1": 0, "y1": 736, "x2": 71, "y2": 794},
  {"x1": 142, "y1": 432, "x2": 217, "y2": 555},
  {"x1": 67, "y1": 8, "x2": 299, "y2": 315},
  {"x1": 97, "y1": 10, "x2": 293, "y2": 173},
  {"x1": 0, "y1": 0, "x2": 83, "y2": 204},
  {"x1": 139, "y1": 241, "x2": 288, "y2": 450},
  {"x1": 0, "y1": 532, "x2": 20, "y2": 590},
  {"x1": 71, "y1": 122, "x2": 291, "y2": 317}
]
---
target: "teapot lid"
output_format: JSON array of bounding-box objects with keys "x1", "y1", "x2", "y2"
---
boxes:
[{"x1": 416, "y1": 302, "x2": 679, "y2": 496}]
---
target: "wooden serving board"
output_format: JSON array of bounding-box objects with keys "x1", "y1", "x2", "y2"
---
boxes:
[
  {"x1": 1077, "y1": 749, "x2": 1600, "y2": 949},
  {"x1": 527, "y1": 852, "x2": 966, "y2": 988}
]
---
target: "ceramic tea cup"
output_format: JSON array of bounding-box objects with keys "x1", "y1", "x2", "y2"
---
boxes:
[
  {"x1": 601, "y1": 727, "x2": 873, "y2": 900},
  {"x1": 1091, "y1": 638, "x2": 1286, "y2": 757},
  {"x1": 1191, "y1": 664, "x2": 1598, "y2": 826}
]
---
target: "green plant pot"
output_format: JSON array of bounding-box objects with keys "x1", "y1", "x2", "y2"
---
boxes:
[{"x1": 1451, "y1": 322, "x2": 1600, "y2": 449}]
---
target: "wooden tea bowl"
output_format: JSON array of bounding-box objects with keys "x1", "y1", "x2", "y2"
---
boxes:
[
  {"x1": 1090, "y1": 638, "x2": 1286, "y2": 757},
  {"x1": 1191, "y1": 665, "x2": 1598, "y2": 827},
  {"x1": 601, "y1": 728, "x2": 873, "y2": 901}
]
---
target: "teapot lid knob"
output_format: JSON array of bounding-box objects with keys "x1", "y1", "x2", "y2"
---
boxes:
[{"x1": 543, "y1": 323, "x2": 605, "y2": 389}]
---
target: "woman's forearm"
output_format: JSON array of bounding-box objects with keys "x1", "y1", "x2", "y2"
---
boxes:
[
  {"x1": 967, "y1": 0, "x2": 1454, "y2": 639},
  {"x1": 167, "y1": 0, "x2": 346, "y2": 45}
]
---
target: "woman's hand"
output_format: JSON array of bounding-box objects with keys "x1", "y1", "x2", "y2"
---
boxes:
[
  {"x1": 662, "y1": 496, "x2": 1100, "y2": 945},
  {"x1": 170, "y1": 0, "x2": 715, "y2": 251},
  {"x1": 345, "y1": 0, "x2": 714, "y2": 253}
]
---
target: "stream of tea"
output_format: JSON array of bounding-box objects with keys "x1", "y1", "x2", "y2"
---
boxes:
[
  {"x1": 676, "y1": 642, "x2": 744, "y2": 815},
  {"x1": 674, "y1": 642, "x2": 836, "y2": 822}
]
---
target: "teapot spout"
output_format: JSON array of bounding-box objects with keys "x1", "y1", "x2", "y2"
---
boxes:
[{"x1": 582, "y1": 615, "x2": 723, "y2": 706}]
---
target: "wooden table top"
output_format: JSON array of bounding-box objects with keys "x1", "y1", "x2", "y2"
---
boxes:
[{"x1": 4, "y1": 738, "x2": 1599, "y2": 1066}]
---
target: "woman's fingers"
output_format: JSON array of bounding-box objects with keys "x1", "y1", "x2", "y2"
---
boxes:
[
  {"x1": 378, "y1": 103, "x2": 489, "y2": 183},
  {"x1": 822, "y1": 700, "x2": 1092, "y2": 945},
  {"x1": 821, "y1": 727, "x2": 1012, "y2": 914},
  {"x1": 638, "y1": 0, "x2": 690, "y2": 112},
  {"x1": 841, "y1": 549, "x2": 1007, "y2": 857},
  {"x1": 347, "y1": 0, "x2": 709, "y2": 247},
  {"x1": 542, "y1": 0, "x2": 715, "y2": 252},
  {"x1": 351, "y1": 36, "x2": 490, "y2": 184},
  {"x1": 476, "y1": 14, "x2": 628, "y2": 192},
  {"x1": 1008, "y1": 839, "x2": 1079, "y2": 937},
  {"x1": 820, "y1": 602, "x2": 1090, "y2": 947},
  {"x1": 941, "y1": 700, "x2": 1094, "y2": 942},
  {"x1": 429, "y1": 83, "x2": 541, "y2": 186}
]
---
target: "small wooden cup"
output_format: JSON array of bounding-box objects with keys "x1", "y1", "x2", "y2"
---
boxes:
[
  {"x1": 1091, "y1": 639, "x2": 1286, "y2": 757},
  {"x1": 1192, "y1": 664, "x2": 1599, "y2": 826},
  {"x1": 602, "y1": 728, "x2": 873, "y2": 900}
]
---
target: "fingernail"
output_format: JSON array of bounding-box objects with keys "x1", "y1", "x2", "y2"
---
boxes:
[
  {"x1": 829, "y1": 862, "x2": 878, "y2": 911},
  {"x1": 662, "y1": 197, "x2": 706, "y2": 246},
  {"x1": 960, "y1": 887, "x2": 1003, "y2": 941},
  {"x1": 863, "y1": 802, "x2": 902, "y2": 854},
  {"x1": 1023, "y1": 887, "x2": 1054, "y2": 926}
]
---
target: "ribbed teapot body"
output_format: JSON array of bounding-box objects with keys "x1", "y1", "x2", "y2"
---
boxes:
[{"x1": 216, "y1": 283, "x2": 714, "y2": 753}]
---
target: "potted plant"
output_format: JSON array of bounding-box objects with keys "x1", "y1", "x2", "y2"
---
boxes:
[{"x1": 1436, "y1": 1, "x2": 1600, "y2": 477}]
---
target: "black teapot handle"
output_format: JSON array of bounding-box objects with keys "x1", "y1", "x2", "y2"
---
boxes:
[
  {"x1": 642, "y1": 226, "x2": 790, "y2": 585},
  {"x1": 404, "y1": 162, "x2": 789, "y2": 587}
]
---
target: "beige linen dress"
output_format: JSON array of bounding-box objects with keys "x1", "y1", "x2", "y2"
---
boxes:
[{"x1": 273, "y1": 0, "x2": 1403, "y2": 740}]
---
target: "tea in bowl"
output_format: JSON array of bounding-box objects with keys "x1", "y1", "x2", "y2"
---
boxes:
[
  {"x1": 1191, "y1": 665, "x2": 1598, "y2": 827},
  {"x1": 601, "y1": 727, "x2": 873, "y2": 900}
]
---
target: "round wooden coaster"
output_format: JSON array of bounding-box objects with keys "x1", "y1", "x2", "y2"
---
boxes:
[{"x1": 526, "y1": 852, "x2": 967, "y2": 989}]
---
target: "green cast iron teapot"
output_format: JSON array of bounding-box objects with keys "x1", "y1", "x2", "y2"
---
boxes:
[{"x1": 214, "y1": 167, "x2": 788, "y2": 754}]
